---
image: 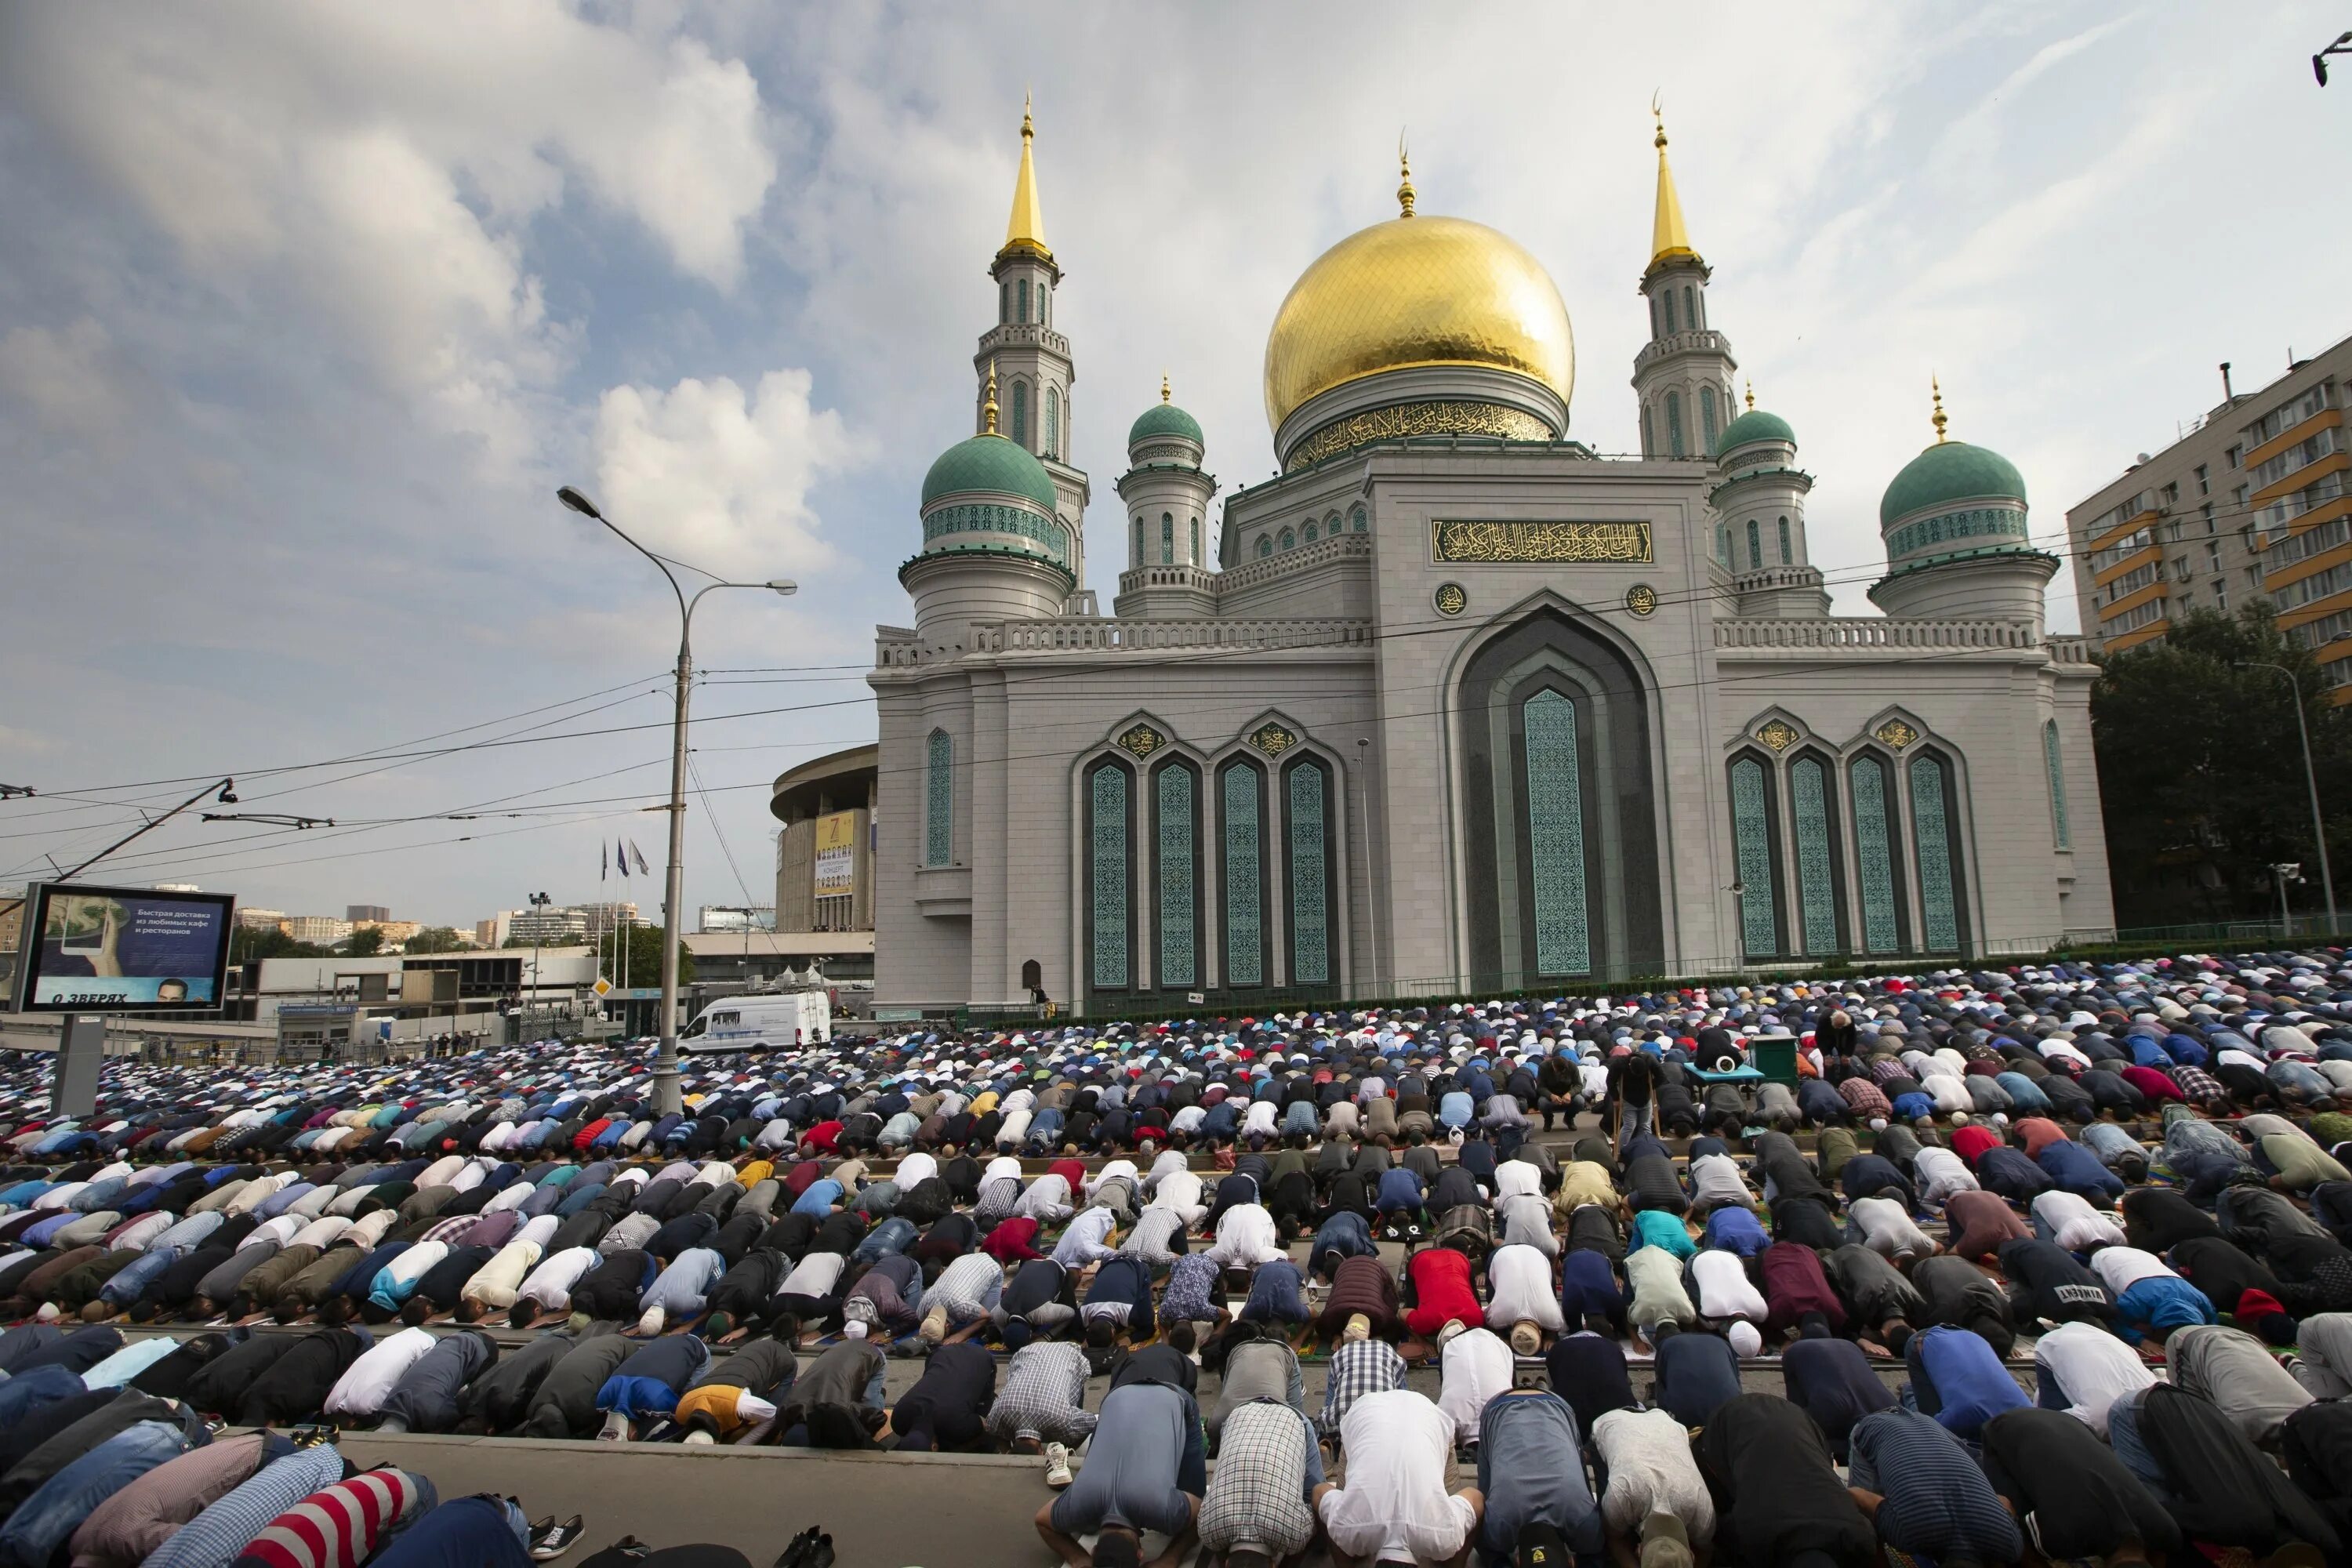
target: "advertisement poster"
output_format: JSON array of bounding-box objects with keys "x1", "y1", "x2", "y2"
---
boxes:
[
  {"x1": 813, "y1": 811, "x2": 857, "y2": 897},
  {"x1": 16, "y1": 884, "x2": 236, "y2": 1011}
]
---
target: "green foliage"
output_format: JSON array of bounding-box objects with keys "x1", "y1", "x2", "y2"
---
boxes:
[
  {"x1": 597, "y1": 924, "x2": 695, "y2": 987},
  {"x1": 339, "y1": 926, "x2": 387, "y2": 956},
  {"x1": 228, "y1": 925, "x2": 328, "y2": 964},
  {"x1": 403, "y1": 927, "x2": 468, "y2": 953},
  {"x1": 2089, "y1": 603, "x2": 2352, "y2": 921}
]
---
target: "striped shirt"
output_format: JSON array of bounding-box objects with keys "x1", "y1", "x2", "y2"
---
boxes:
[
  {"x1": 1845, "y1": 1408, "x2": 2023, "y2": 1561},
  {"x1": 146, "y1": 1446, "x2": 347, "y2": 1568},
  {"x1": 231, "y1": 1466, "x2": 435, "y2": 1568}
]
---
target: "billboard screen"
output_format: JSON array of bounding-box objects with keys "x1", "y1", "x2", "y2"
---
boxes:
[
  {"x1": 13, "y1": 883, "x2": 236, "y2": 1012},
  {"x1": 813, "y1": 811, "x2": 857, "y2": 897}
]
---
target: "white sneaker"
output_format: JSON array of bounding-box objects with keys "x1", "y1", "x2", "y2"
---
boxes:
[
  {"x1": 596, "y1": 1411, "x2": 630, "y2": 1443},
  {"x1": 1044, "y1": 1441, "x2": 1073, "y2": 1488}
]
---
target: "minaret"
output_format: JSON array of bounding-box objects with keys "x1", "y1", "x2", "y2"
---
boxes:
[
  {"x1": 1631, "y1": 105, "x2": 1738, "y2": 461},
  {"x1": 975, "y1": 95, "x2": 1089, "y2": 597},
  {"x1": 1112, "y1": 374, "x2": 1218, "y2": 619},
  {"x1": 1713, "y1": 381, "x2": 1831, "y2": 617}
]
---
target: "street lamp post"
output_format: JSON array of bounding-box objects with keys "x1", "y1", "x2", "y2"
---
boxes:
[
  {"x1": 2272, "y1": 862, "x2": 2303, "y2": 937},
  {"x1": 557, "y1": 485, "x2": 796, "y2": 1116},
  {"x1": 1728, "y1": 880, "x2": 1747, "y2": 971},
  {"x1": 525, "y1": 891, "x2": 551, "y2": 1040},
  {"x1": 2239, "y1": 660, "x2": 2339, "y2": 933}
]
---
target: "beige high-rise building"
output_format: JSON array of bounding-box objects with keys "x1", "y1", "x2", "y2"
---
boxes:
[{"x1": 2068, "y1": 335, "x2": 2352, "y2": 692}]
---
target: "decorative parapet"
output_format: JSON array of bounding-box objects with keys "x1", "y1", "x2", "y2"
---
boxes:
[
  {"x1": 1116, "y1": 564, "x2": 1220, "y2": 596},
  {"x1": 982, "y1": 618, "x2": 1374, "y2": 655},
  {"x1": 1714, "y1": 618, "x2": 2042, "y2": 652},
  {"x1": 2044, "y1": 635, "x2": 2100, "y2": 666},
  {"x1": 1217, "y1": 532, "x2": 1373, "y2": 592}
]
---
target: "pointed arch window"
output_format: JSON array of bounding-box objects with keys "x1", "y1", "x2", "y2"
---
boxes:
[
  {"x1": 1728, "y1": 753, "x2": 1781, "y2": 958},
  {"x1": 1221, "y1": 761, "x2": 1265, "y2": 986},
  {"x1": 1788, "y1": 753, "x2": 1843, "y2": 956},
  {"x1": 924, "y1": 729, "x2": 953, "y2": 867},
  {"x1": 1523, "y1": 689, "x2": 1591, "y2": 976},
  {"x1": 2043, "y1": 720, "x2": 2071, "y2": 848},
  {"x1": 998, "y1": 282, "x2": 1009, "y2": 325},
  {"x1": 1700, "y1": 385, "x2": 1719, "y2": 454},
  {"x1": 1155, "y1": 760, "x2": 1200, "y2": 989},
  {"x1": 1161, "y1": 513, "x2": 1174, "y2": 564},
  {"x1": 1351, "y1": 505, "x2": 1368, "y2": 532},
  {"x1": 1190, "y1": 516, "x2": 1201, "y2": 561},
  {"x1": 1134, "y1": 515, "x2": 1144, "y2": 563},
  {"x1": 1747, "y1": 519, "x2": 1762, "y2": 570},
  {"x1": 1279, "y1": 527, "x2": 1296, "y2": 552},
  {"x1": 1257, "y1": 536, "x2": 1273, "y2": 559},
  {"x1": 1666, "y1": 392, "x2": 1686, "y2": 458},
  {"x1": 1715, "y1": 523, "x2": 1730, "y2": 565},
  {"x1": 1682, "y1": 285, "x2": 1696, "y2": 331},
  {"x1": 1642, "y1": 407, "x2": 1654, "y2": 458},
  {"x1": 1016, "y1": 278, "x2": 1030, "y2": 323},
  {"x1": 1044, "y1": 387, "x2": 1060, "y2": 459},
  {"x1": 1848, "y1": 753, "x2": 1906, "y2": 954},
  {"x1": 1086, "y1": 760, "x2": 1133, "y2": 991},
  {"x1": 1909, "y1": 750, "x2": 1966, "y2": 953},
  {"x1": 1661, "y1": 289, "x2": 1678, "y2": 334},
  {"x1": 1285, "y1": 758, "x2": 1333, "y2": 986},
  {"x1": 1778, "y1": 517, "x2": 1792, "y2": 565},
  {"x1": 1011, "y1": 380, "x2": 1029, "y2": 447},
  {"x1": 1302, "y1": 520, "x2": 1318, "y2": 543},
  {"x1": 1038, "y1": 283, "x2": 1048, "y2": 326}
]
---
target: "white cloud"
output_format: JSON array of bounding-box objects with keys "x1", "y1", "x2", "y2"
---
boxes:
[
  {"x1": 0, "y1": 318, "x2": 127, "y2": 441},
  {"x1": 591, "y1": 368, "x2": 870, "y2": 583}
]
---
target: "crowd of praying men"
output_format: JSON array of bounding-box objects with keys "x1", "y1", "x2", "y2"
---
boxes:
[{"x1": 0, "y1": 949, "x2": 2350, "y2": 1567}]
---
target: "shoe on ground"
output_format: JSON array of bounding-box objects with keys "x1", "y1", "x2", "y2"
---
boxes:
[
  {"x1": 683, "y1": 1428, "x2": 716, "y2": 1445},
  {"x1": 1044, "y1": 1441, "x2": 1074, "y2": 1488},
  {"x1": 529, "y1": 1515, "x2": 583, "y2": 1561},
  {"x1": 597, "y1": 1411, "x2": 631, "y2": 1443}
]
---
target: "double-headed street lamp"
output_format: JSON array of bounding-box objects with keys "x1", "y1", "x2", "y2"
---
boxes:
[
  {"x1": 557, "y1": 485, "x2": 796, "y2": 1116},
  {"x1": 2237, "y1": 659, "x2": 2338, "y2": 934}
]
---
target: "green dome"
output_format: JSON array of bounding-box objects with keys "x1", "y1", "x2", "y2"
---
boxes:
[
  {"x1": 1716, "y1": 408, "x2": 1795, "y2": 453},
  {"x1": 1129, "y1": 401, "x2": 1203, "y2": 448},
  {"x1": 920, "y1": 434, "x2": 1058, "y2": 514},
  {"x1": 1879, "y1": 440, "x2": 2027, "y2": 528}
]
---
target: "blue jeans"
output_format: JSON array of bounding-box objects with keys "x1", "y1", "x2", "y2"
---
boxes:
[
  {"x1": 2102, "y1": 1388, "x2": 2172, "y2": 1500},
  {"x1": 0, "y1": 1420, "x2": 193, "y2": 1567}
]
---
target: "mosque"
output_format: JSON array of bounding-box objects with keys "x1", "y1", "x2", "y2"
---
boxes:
[{"x1": 865, "y1": 104, "x2": 2116, "y2": 1017}]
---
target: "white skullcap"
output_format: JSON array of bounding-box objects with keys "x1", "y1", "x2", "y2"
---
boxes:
[{"x1": 1727, "y1": 1321, "x2": 1763, "y2": 1357}]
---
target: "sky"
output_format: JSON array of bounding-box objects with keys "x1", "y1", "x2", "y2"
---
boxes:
[{"x1": 1, "y1": 2, "x2": 2346, "y2": 932}]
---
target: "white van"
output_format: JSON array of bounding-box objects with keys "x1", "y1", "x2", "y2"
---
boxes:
[{"x1": 679, "y1": 990, "x2": 831, "y2": 1054}]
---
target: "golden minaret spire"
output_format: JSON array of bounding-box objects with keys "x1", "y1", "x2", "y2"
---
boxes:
[
  {"x1": 1744, "y1": 379, "x2": 1755, "y2": 411},
  {"x1": 1396, "y1": 131, "x2": 1416, "y2": 219},
  {"x1": 1931, "y1": 374, "x2": 1950, "y2": 444},
  {"x1": 1000, "y1": 93, "x2": 1051, "y2": 260},
  {"x1": 1161, "y1": 372, "x2": 1171, "y2": 404},
  {"x1": 1647, "y1": 95, "x2": 1696, "y2": 272},
  {"x1": 983, "y1": 359, "x2": 1000, "y2": 435}
]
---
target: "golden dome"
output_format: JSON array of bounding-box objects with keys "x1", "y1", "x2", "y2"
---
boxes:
[{"x1": 1263, "y1": 214, "x2": 1575, "y2": 432}]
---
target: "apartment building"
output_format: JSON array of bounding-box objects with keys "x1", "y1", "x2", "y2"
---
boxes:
[{"x1": 2069, "y1": 335, "x2": 2352, "y2": 695}]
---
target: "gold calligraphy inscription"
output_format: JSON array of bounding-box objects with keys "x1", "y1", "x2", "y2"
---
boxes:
[
  {"x1": 1873, "y1": 717, "x2": 1919, "y2": 750},
  {"x1": 1286, "y1": 400, "x2": 1552, "y2": 471},
  {"x1": 1430, "y1": 520, "x2": 1654, "y2": 564},
  {"x1": 1248, "y1": 724, "x2": 1298, "y2": 757},
  {"x1": 1118, "y1": 724, "x2": 1164, "y2": 758},
  {"x1": 1756, "y1": 719, "x2": 1800, "y2": 753}
]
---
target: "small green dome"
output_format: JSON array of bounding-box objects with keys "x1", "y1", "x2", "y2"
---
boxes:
[
  {"x1": 1716, "y1": 408, "x2": 1795, "y2": 453},
  {"x1": 1129, "y1": 401, "x2": 1203, "y2": 448},
  {"x1": 920, "y1": 434, "x2": 1058, "y2": 514},
  {"x1": 1879, "y1": 440, "x2": 2027, "y2": 529}
]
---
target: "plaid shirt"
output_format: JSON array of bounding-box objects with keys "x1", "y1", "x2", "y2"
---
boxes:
[
  {"x1": 2168, "y1": 1065, "x2": 2231, "y2": 1112},
  {"x1": 1319, "y1": 1337, "x2": 1406, "y2": 1436},
  {"x1": 1838, "y1": 1077, "x2": 1893, "y2": 1120},
  {"x1": 145, "y1": 1446, "x2": 347, "y2": 1568},
  {"x1": 985, "y1": 1340, "x2": 1096, "y2": 1446},
  {"x1": 1198, "y1": 1400, "x2": 1319, "y2": 1555}
]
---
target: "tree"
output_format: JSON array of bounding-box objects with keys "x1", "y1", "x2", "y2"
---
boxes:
[
  {"x1": 339, "y1": 926, "x2": 387, "y2": 956},
  {"x1": 229, "y1": 925, "x2": 328, "y2": 964},
  {"x1": 404, "y1": 927, "x2": 468, "y2": 953},
  {"x1": 597, "y1": 924, "x2": 695, "y2": 988},
  {"x1": 2090, "y1": 602, "x2": 2352, "y2": 924}
]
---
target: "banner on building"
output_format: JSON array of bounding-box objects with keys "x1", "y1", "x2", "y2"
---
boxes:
[{"x1": 814, "y1": 811, "x2": 858, "y2": 897}]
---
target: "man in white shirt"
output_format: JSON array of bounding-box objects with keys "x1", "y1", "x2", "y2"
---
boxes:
[
  {"x1": 1911, "y1": 1146, "x2": 1978, "y2": 1206},
  {"x1": 1205, "y1": 1202, "x2": 1284, "y2": 1272},
  {"x1": 1317, "y1": 1388, "x2": 1484, "y2": 1568},
  {"x1": 1591, "y1": 1406, "x2": 1717, "y2": 1558},
  {"x1": 1436, "y1": 1323, "x2": 1516, "y2": 1445},
  {"x1": 1684, "y1": 1153, "x2": 1755, "y2": 1214},
  {"x1": 1848, "y1": 1196, "x2": 1934, "y2": 1261},
  {"x1": 1049, "y1": 1206, "x2": 1120, "y2": 1269},
  {"x1": 2291, "y1": 1311, "x2": 2352, "y2": 1397},
  {"x1": 323, "y1": 1324, "x2": 437, "y2": 1418},
  {"x1": 1486, "y1": 1245, "x2": 1567, "y2": 1354},
  {"x1": 1145, "y1": 1166, "x2": 1206, "y2": 1226},
  {"x1": 510, "y1": 1245, "x2": 597, "y2": 1327},
  {"x1": 2031, "y1": 1320, "x2": 2153, "y2": 1436},
  {"x1": 1688, "y1": 1249, "x2": 1769, "y2": 1327},
  {"x1": 2032, "y1": 1190, "x2": 2124, "y2": 1252}
]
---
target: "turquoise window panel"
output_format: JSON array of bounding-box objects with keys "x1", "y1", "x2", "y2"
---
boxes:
[
  {"x1": 1911, "y1": 757, "x2": 1961, "y2": 951},
  {"x1": 1778, "y1": 517, "x2": 1792, "y2": 564},
  {"x1": 1642, "y1": 406, "x2": 1654, "y2": 457},
  {"x1": 1730, "y1": 756, "x2": 1779, "y2": 957},
  {"x1": 1667, "y1": 392, "x2": 1685, "y2": 458},
  {"x1": 1224, "y1": 766, "x2": 1263, "y2": 986},
  {"x1": 1288, "y1": 762, "x2": 1330, "y2": 985},
  {"x1": 1044, "y1": 387, "x2": 1059, "y2": 459},
  {"x1": 1157, "y1": 767, "x2": 1196, "y2": 989},
  {"x1": 1662, "y1": 289, "x2": 1677, "y2": 334},
  {"x1": 1191, "y1": 516, "x2": 1201, "y2": 561},
  {"x1": 1700, "y1": 385, "x2": 1719, "y2": 455},
  {"x1": 1091, "y1": 765, "x2": 1130, "y2": 989},
  {"x1": 1161, "y1": 513, "x2": 1174, "y2": 564},
  {"x1": 1851, "y1": 756, "x2": 1899, "y2": 953},
  {"x1": 1011, "y1": 380, "x2": 1029, "y2": 447},
  {"x1": 1522, "y1": 690, "x2": 1591, "y2": 976},
  {"x1": 1352, "y1": 505, "x2": 1367, "y2": 532},
  {"x1": 1790, "y1": 757, "x2": 1838, "y2": 955},
  {"x1": 2043, "y1": 720, "x2": 2071, "y2": 848},
  {"x1": 924, "y1": 729, "x2": 952, "y2": 867},
  {"x1": 1016, "y1": 278, "x2": 1029, "y2": 322},
  {"x1": 1747, "y1": 519, "x2": 1762, "y2": 571}
]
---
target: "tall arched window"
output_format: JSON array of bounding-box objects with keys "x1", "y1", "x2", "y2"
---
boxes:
[
  {"x1": 1256, "y1": 536, "x2": 1273, "y2": 559},
  {"x1": 2043, "y1": 720, "x2": 2071, "y2": 848},
  {"x1": 1221, "y1": 762, "x2": 1265, "y2": 986},
  {"x1": 1037, "y1": 283, "x2": 1048, "y2": 326},
  {"x1": 1190, "y1": 516, "x2": 1201, "y2": 561},
  {"x1": 1086, "y1": 760, "x2": 1134, "y2": 991},
  {"x1": 1778, "y1": 517, "x2": 1792, "y2": 565},
  {"x1": 1666, "y1": 392, "x2": 1686, "y2": 458},
  {"x1": 1747, "y1": 519, "x2": 1762, "y2": 570},
  {"x1": 1661, "y1": 289, "x2": 1678, "y2": 334},
  {"x1": 1909, "y1": 751, "x2": 1967, "y2": 952},
  {"x1": 1279, "y1": 527, "x2": 1295, "y2": 551},
  {"x1": 1649, "y1": 296, "x2": 1661, "y2": 337},
  {"x1": 1302, "y1": 519, "x2": 1318, "y2": 544},
  {"x1": 1642, "y1": 406, "x2": 1654, "y2": 456},
  {"x1": 1523, "y1": 689, "x2": 1591, "y2": 976},
  {"x1": 1700, "y1": 385, "x2": 1719, "y2": 454},
  {"x1": 1848, "y1": 753, "x2": 1907, "y2": 954},
  {"x1": 1728, "y1": 753, "x2": 1781, "y2": 958},
  {"x1": 1715, "y1": 524, "x2": 1730, "y2": 565},
  {"x1": 1044, "y1": 387, "x2": 1059, "y2": 459},
  {"x1": 1155, "y1": 760, "x2": 1200, "y2": 989},
  {"x1": 1160, "y1": 513, "x2": 1174, "y2": 565},
  {"x1": 998, "y1": 282, "x2": 1009, "y2": 324},
  {"x1": 1351, "y1": 505, "x2": 1368, "y2": 532},
  {"x1": 1789, "y1": 753, "x2": 1844, "y2": 956},
  {"x1": 1682, "y1": 285, "x2": 1696, "y2": 330},
  {"x1": 924, "y1": 729, "x2": 953, "y2": 867},
  {"x1": 1062, "y1": 400, "x2": 1070, "y2": 459},
  {"x1": 1011, "y1": 380, "x2": 1029, "y2": 447},
  {"x1": 1016, "y1": 278, "x2": 1029, "y2": 322},
  {"x1": 1326, "y1": 513, "x2": 1342, "y2": 539},
  {"x1": 1285, "y1": 758, "x2": 1333, "y2": 986},
  {"x1": 1133, "y1": 515, "x2": 1144, "y2": 563}
]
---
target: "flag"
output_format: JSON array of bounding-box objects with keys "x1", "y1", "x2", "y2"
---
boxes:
[
  {"x1": 601, "y1": 840, "x2": 608, "y2": 882},
  {"x1": 630, "y1": 840, "x2": 652, "y2": 877},
  {"x1": 615, "y1": 837, "x2": 630, "y2": 877}
]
